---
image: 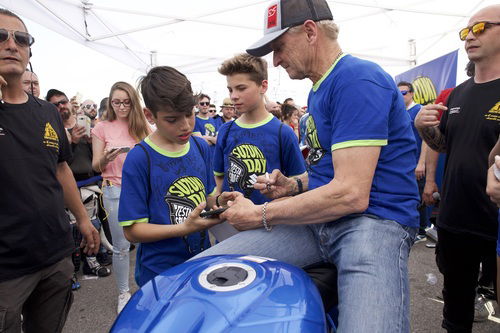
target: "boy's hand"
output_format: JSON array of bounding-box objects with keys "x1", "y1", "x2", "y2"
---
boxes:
[{"x1": 185, "y1": 202, "x2": 222, "y2": 233}]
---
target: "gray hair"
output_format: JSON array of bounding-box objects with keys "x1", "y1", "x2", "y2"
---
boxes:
[{"x1": 288, "y1": 20, "x2": 339, "y2": 40}]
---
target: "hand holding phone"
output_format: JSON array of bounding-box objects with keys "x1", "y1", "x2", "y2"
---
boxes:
[
  {"x1": 199, "y1": 207, "x2": 228, "y2": 218},
  {"x1": 76, "y1": 115, "x2": 91, "y2": 137}
]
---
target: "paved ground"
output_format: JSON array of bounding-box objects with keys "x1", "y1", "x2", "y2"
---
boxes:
[{"x1": 63, "y1": 240, "x2": 500, "y2": 333}]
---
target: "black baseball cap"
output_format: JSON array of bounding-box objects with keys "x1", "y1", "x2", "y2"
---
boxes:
[{"x1": 246, "y1": 0, "x2": 333, "y2": 57}]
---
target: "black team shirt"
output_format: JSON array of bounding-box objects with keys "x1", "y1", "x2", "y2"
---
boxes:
[
  {"x1": 0, "y1": 95, "x2": 73, "y2": 282},
  {"x1": 439, "y1": 77, "x2": 500, "y2": 240}
]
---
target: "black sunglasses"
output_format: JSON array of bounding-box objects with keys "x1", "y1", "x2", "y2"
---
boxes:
[
  {"x1": 0, "y1": 29, "x2": 35, "y2": 47},
  {"x1": 53, "y1": 99, "x2": 69, "y2": 107},
  {"x1": 199, "y1": 102, "x2": 210, "y2": 106},
  {"x1": 82, "y1": 104, "x2": 98, "y2": 110}
]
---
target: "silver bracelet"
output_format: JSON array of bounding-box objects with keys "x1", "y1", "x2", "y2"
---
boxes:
[{"x1": 262, "y1": 202, "x2": 272, "y2": 232}]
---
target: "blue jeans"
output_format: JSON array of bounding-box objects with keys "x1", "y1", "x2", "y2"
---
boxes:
[
  {"x1": 195, "y1": 215, "x2": 416, "y2": 333},
  {"x1": 102, "y1": 185, "x2": 130, "y2": 294}
]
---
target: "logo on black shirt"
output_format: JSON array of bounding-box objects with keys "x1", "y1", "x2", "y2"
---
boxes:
[
  {"x1": 165, "y1": 176, "x2": 206, "y2": 225},
  {"x1": 43, "y1": 122, "x2": 59, "y2": 152},
  {"x1": 484, "y1": 101, "x2": 500, "y2": 121},
  {"x1": 227, "y1": 144, "x2": 266, "y2": 197},
  {"x1": 0, "y1": 127, "x2": 5, "y2": 136}
]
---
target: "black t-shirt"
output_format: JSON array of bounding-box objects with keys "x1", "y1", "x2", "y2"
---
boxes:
[
  {"x1": 67, "y1": 130, "x2": 94, "y2": 181},
  {"x1": 438, "y1": 77, "x2": 500, "y2": 240},
  {"x1": 0, "y1": 95, "x2": 74, "y2": 282}
]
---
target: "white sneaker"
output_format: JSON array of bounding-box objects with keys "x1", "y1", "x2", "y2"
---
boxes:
[{"x1": 117, "y1": 292, "x2": 131, "y2": 314}]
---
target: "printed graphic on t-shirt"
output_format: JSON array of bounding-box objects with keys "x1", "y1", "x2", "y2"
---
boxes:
[
  {"x1": 164, "y1": 176, "x2": 206, "y2": 225},
  {"x1": 227, "y1": 143, "x2": 266, "y2": 197},
  {"x1": 305, "y1": 115, "x2": 326, "y2": 166},
  {"x1": 484, "y1": 101, "x2": 500, "y2": 121},
  {"x1": 204, "y1": 123, "x2": 216, "y2": 137},
  {"x1": 43, "y1": 122, "x2": 59, "y2": 152}
]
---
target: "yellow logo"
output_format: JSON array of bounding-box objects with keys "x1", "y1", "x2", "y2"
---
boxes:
[
  {"x1": 484, "y1": 101, "x2": 500, "y2": 121},
  {"x1": 305, "y1": 115, "x2": 326, "y2": 166},
  {"x1": 43, "y1": 122, "x2": 59, "y2": 151},
  {"x1": 205, "y1": 123, "x2": 216, "y2": 137},
  {"x1": 165, "y1": 176, "x2": 206, "y2": 225},
  {"x1": 44, "y1": 122, "x2": 58, "y2": 141},
  {"x1": 412, "y1": 77, "x2": 437, "y2": 105}
]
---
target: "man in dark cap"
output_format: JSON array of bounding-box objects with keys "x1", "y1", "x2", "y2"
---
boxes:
[{"x1": 196, "y1": 0, "x2": 419, "y2": 331}]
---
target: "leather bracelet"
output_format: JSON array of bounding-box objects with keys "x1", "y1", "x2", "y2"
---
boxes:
[
  {"x1": 215, "y1": 194, "x2": 221, "y2": 207},
  {"x1": 295, "y1": 177, "x2": 303, "y2": 195},
  {"x1": 262, "y1": 202, "x2": 272, "y2": 232}
]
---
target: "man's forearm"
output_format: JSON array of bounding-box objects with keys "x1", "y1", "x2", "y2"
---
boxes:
[
  {"x1": 417, "y1": 126, "x2": 446, "y2": 152},
  {"x1": 424, "y1": 149, "x2": 439, "y2": 183}
]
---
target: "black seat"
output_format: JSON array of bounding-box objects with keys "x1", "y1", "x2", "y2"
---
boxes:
[{"x1": 304, "y1": 262, "x2": 338, "y2": 311}]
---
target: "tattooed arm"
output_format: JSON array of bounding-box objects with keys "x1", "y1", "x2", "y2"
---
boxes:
[
  {"x1": 414, "y1": 103, "x2": 448, "y2": 153},
  {"x1": 417, "y1": 126, "x2": 447, "y2": 152}
]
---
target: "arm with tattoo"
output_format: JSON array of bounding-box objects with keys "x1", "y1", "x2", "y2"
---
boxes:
[{"x1": 417, "y1": 126, "x2": 446, "y2": 153}]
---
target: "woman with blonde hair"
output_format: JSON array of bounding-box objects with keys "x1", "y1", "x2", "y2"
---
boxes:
[{"x1": 91, "y1": 81, "x2": 151, "y2": 313}]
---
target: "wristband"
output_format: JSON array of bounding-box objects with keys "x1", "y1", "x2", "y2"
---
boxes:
[
  {"x1": 295, "y1": 177, "x2": 303, "y2": 195},
  {"x1": 215, "y1": 194, "x2": 222, "y2": 207},
  {"x1": 262, "y1": 202, "x2": 272, "y2": 232}
]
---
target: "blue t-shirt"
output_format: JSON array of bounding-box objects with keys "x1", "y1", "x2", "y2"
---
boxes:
[
  {"x1": 305, "y1": 54, "x2": 419, "y2": 227},
  {"x1": 194, "y1": 115, "x2": 217, "y2": 137},
  {"x1": 118, "y1": 136, "x2": 216, "y2": 285},
  {"x1": 214, "y1": 114, "x2": 306, "y2": 204},
  {"x1": 407, "y1": 103, "x2": 423, "y2": 163}
]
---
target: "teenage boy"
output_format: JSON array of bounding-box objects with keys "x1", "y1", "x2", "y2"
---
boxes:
[
  {"x1": 118, "y1": 66, "x2": 221, "y2": 287},
  {"x1": 214, "y1": 53, "x2": 306, "y2": 204}
]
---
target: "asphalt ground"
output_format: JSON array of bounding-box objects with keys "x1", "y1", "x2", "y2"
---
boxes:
[{"x1": 63, "y1": 240, "x2": 500, "y2": 333}]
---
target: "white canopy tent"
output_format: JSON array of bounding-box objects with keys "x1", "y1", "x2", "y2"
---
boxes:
[{"x1": 0, "y1": 0, "x2": 495, "y2": 104}]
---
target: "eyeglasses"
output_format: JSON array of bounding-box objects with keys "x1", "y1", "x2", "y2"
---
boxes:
[
  {"x1": 82, "y1": 104, "x2": 98, "y2": 110},
  {"x1": 199, "y1": 102, "x2": 210, "y2": 106},
  {"x1": 0, "y1": 29, "x2": 35, "y2": 47},
  {"x1": 400, "y1": 90, "x2": 409, "y2": 96},
  {"x1": 209, "y1": 110, "x2": 216, "y2": 113},
  {"x1": 459, "y1": 21, "x2": 500, "y2": 41},
  {"x1": 111, "y1": 99, "x2": 131, "y2": 107},
  {"x1": 52, "y1": 99, "x2": 69, "y2": 107}
]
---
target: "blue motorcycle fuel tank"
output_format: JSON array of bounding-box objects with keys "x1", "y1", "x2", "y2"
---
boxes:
[{"x1": 111, "y1": 255, "x2": 326, "y2": 332}]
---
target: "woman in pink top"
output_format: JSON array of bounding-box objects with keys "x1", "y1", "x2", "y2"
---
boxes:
[{"x1": 92, "y1": 82, "x2": 150, "y2": 314}]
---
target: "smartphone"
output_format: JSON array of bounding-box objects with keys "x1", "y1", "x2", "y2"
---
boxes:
[
  {"x1": 76, "y1": 115, "x2": 91, "y2": 137},
  {"x1": 117, "y1": 146, "x2": 131, "y2": 154},
  {"x1": 199, "y1": 207, "x2": 228, "y2": 218}
]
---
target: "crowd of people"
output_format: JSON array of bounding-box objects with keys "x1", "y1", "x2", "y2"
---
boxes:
[{"x1": 0, "y1": 0, "x2": 499, "y2": 332}]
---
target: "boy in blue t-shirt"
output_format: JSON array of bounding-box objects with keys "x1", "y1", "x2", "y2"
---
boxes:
[
  {"x1": 118, "y1": 66, "x2": 221, "y2": 287},
  {"x1": 214, "y1": 53, "x2": 306, "y2": 204}
]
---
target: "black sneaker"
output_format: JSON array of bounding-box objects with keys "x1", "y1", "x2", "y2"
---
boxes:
[
  {"x1": 96, "y1": 251, "x2": 112, "y2": 266},
  {"x1": 83, "y1": 256, "x2": 111, "y2": 277}
]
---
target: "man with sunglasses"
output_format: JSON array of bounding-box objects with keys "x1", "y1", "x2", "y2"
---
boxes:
[
  {"x1": 21, "y1": 69, "x2": 39, "y2": 98},
  {"x1": 398, "y1": 81, "x2": 429, "y2": 243},
  {"x1": 415, "y1": 5, "x2": 500, "y2": 332},
  {"x1": 80, "y1": 99, "x2": 98, "y2": 127},
  {"x1": 0, "y1": 8, "x2": 99, "y2": 333},
  {"x1": 193, "y1": 93, "x2": 217, "y2": 148}
]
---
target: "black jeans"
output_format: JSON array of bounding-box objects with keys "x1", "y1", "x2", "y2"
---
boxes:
[{"x1": 436, "y1": 227, "x2": 497, "y2": 332}]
